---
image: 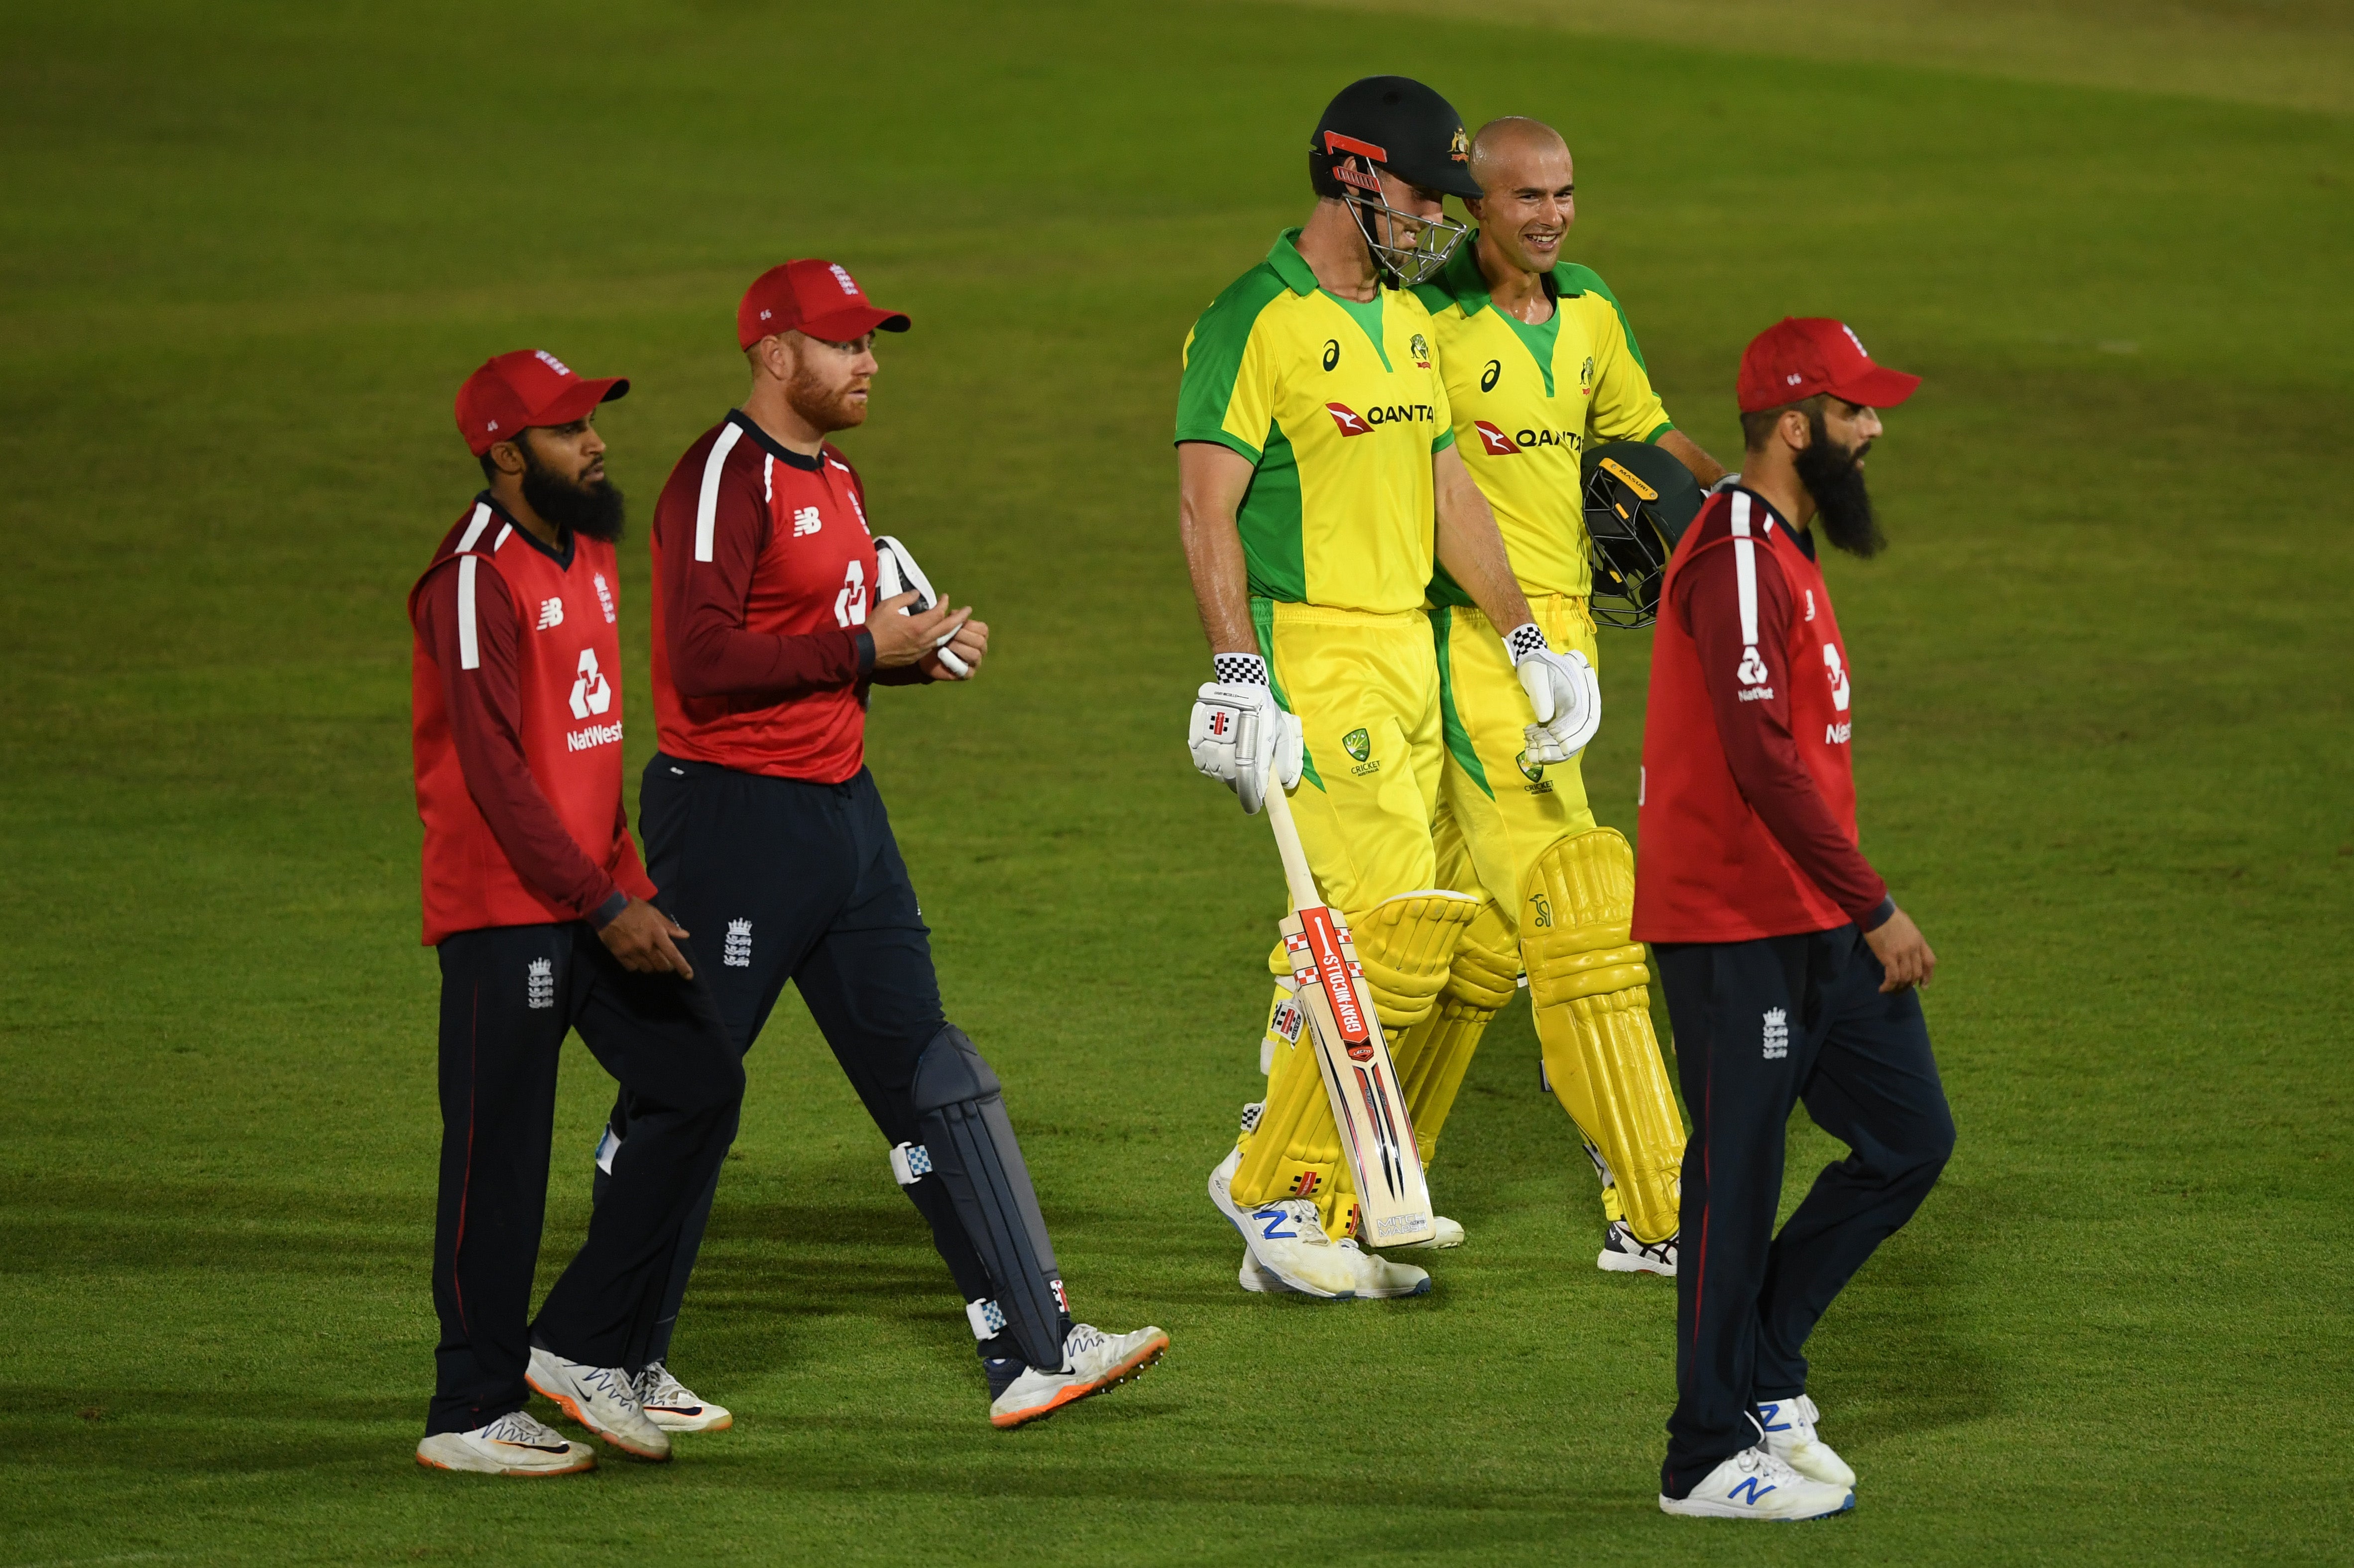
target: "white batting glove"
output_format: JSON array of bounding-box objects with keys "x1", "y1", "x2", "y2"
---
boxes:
[
  {"x1": 1508, "y1": 622, "x2": 1601, "y2": 764},
  {"x1": 1188, "y1": 654, "x2": 1304, "y2": 815},
  {"x1": 873, "y1": 534, "x2": 971, "y2": 676}
]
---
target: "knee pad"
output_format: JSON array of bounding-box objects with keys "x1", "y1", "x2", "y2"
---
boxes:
[
  {"x1": 1390, "y1": 898, "x2": 1522, "y2": 1164},
  {"x1": 1524, "y1": 830, "x2": 1686, "y2": 1244},
  {"x1": 893, "y1": 1025, "x2": 1067, "y2": 1370}
]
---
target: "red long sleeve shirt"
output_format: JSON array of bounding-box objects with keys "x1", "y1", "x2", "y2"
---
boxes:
[{"x1": 411, "y1": 523, "x2": 638, "y2": 932}]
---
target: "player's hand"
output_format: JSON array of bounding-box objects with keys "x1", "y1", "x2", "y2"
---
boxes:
[
  {"x1": 1513, "y1": 633, "x2": 1601, "y2": 763},
  {"x1": 869, "y1": 589, "x2": 972, "y2": 671},
  {"x1": 924, "y1": 615, "x2": 987, "y2": 680},
  {"x1": 1864, "y1": 905, "x2": 1936, "y2": 993},
  {"x1": 1188, "y1": 668, "x2": 1302, "y2": 815},
  {"x1": 599, "y1": 897, "x2": 696, "y2": 980}
]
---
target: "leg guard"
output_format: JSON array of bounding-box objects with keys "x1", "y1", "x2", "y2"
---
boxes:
[
  {"x1": 1390, "y1": 897, "x2": 1521, "y2": 1166},
  {"x1": 904, "y1": 1025, "x2": 1068, "y2": 1372},
  {"x1": 1524, "y1": 829, "x2": 1685, "y2": 1245},
  {"x1": 1233, "y1": 892, "x2": 1479, "y2": 1236}
]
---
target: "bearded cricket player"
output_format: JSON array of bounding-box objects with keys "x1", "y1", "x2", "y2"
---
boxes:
[
  {"x1": 1178, "y1": 78, "x2": 1597, "y2": 1299},
  {"x1": 1403, "y1": 116, "x2": 1728, "y2": 1276}
]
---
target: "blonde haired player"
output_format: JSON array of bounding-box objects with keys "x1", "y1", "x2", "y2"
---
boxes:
[
  {"x1": 1402, "y1": 116, "x2": 1728, "y2": 1275},
  {"x1": 1179, "y1": 79, "x2": 1594, "y2": 1298}
]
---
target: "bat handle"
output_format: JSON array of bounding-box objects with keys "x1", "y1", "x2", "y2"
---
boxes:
[{"x1": 1261, "y1": 769, "x2": 1323, "y2": 915}]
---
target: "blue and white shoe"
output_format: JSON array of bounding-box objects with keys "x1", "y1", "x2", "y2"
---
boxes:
[
  {"x1": 1659, "y1": 1446, "x2": 1853, "y2": 1521},
  {"x1": 1757, "y1": 1394, "x2": 1855, "y2": 1488},
  {"x1": 1207, "y1": 1147, "x2": 1359, "y2": 1297}
]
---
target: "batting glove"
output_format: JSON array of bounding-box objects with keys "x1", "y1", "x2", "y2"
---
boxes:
[
  {"x1": 1508, "y1": 622, "x2": 1601, "y2": 764},
  {"x1": 1188, "y1": 653, "x2": 1304, "y2": 815}
]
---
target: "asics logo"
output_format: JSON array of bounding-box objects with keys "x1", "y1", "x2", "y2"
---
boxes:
[{"x1": 1254, "y1": 1208, "x2": 1296, "y2": 1241}]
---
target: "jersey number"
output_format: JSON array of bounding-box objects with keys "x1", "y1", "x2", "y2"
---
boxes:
[{"x1": 833, "y1": 560, "x2": 868, "y2": 628}]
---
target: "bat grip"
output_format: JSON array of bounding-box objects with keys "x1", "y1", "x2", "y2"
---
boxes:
[{"x1": 1261, "y1": 771, "x2": 1323, "y2": 914}]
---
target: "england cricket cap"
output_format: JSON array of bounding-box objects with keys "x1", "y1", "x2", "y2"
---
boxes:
[
  {"x1": 1737, "y1": 318, "x2": 1921, "y2": 413},
  {"x1": 737, "y1": 259, "x2": 912, "y2": 348},
  {"x1": 454, "y1": 349, "x2": 629, "y2": 456}
]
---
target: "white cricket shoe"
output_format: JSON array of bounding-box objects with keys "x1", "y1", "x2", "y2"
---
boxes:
[
  {"x1": 1659, "y1": 1446, "x2": 1853, "y2": 1520},
  {"x1": 416, "y1": 1410, "x2": 596, "y2": 1477},
  {"x1": 1757, "y1": 1394, "x2": 1855, "y2": 1488},
  {"x1": 1207, "y1": 1148, "x2": 1363, "y2": 1298},
  {"x1": 526, "y1": 1345, "x2": 670, "y2": 1460},
  {"x1": 637, "y1": 1361, "x2": 733, "y2": 1433},
  {"x1": 1598, "y1": 1220, "x2": 1677, "y2": 1276},
  {"x1": 1238, "y1": 1239, "x2": 1431, "y2": 1298},
  {"x1": 989, "y1": 1322, "x2": 1170, "y2": 1429}
]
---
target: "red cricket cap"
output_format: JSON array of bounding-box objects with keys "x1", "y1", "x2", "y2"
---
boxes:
[
  {"x1": 1737, "y1": 317, "x2": 1921, "y2": 414},
  {"x1": 454, "y1": 349, "x2": 629, "y2": 456},
  {"x1": 736, "y1": 259, "x2": 912, "y2": 349}
]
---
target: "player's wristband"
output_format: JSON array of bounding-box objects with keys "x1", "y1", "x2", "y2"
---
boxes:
[
  {"x1": 1859, "y1": 896, "x2": 1896, "y2": 934},
  {"x1": 1504, "y1": 622, "x2": 1549, "y2": 664},
  {"x1": 1212, "y1": 652, "x2": 1269, "y2": 686},
  {"x1": 588, "y1": 888, "x2": 629, "y2": 930}
]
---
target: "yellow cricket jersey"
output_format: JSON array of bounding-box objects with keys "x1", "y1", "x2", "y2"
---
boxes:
[
  {"x1": 1175, "y1": 229, "x2": 1456, "y2": 616},
  {"x1": 1411, "y1": 237, "x2": 1674, "y2": 604}
]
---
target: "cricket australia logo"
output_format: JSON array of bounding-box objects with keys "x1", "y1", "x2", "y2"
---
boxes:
[
  {"x1": 568, "y1": 648, "x2": 612, "y2": 720},
  {"x1": 1342, "y1": 728, "x2": 1370, "y2": 763},
  {"x1": 1763, "y1": 1007, "x2": 1789, "y2": 1060},
  {"x1": 526, "y1": 958, "x2": 555, "y2": 1010},
  {"x1": 1410, "y1": 332, "x2": 1431, "y2": 369},
  {"x1": 1515, "y1": 749, "x2": 1552, "y2": 794},
  {"x1": 1579, "y1": 355, "x2": 1596, "y2": 396},
  {"x1": 535, "y1": 597, "x2": 564, "y2": 630},
  {"x1": 723, "y1": 919, "x2": 753, "y2": 969}
]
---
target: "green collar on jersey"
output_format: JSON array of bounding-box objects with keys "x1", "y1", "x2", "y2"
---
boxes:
[{"x1": 1266, "y1": 228, "x2": 1320, "y2": 297}]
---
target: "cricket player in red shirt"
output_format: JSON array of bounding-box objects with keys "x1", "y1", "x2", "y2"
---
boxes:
[
  {"x1": 409, "y1": 351, "x2": 744, "y2": 1475},
  {"x1": 585, "y1": 261, "x2": 1167, "y2": 1432},
  {"x1": 1637, "y1": 319, "x2": 1954, "y2": 1520}
]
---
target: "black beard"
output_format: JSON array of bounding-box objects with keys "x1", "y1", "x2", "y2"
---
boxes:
[
  {"x1": 519, "y1": 447, "x2": 625, "y2": 542},
  {"x1": 1793, "y1": 412, "x2": 1884, "y2": 559}
]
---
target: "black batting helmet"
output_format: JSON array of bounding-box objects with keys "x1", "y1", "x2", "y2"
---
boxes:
[
  {"x1": 1307, "y1": 76, "x2": 1480, "y2": 286},
  {"x1": 1582, "y1": 441, "x2": 1705, "y2": 630}
]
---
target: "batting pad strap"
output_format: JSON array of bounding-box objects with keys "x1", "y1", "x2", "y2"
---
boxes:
[
  {"x1": 966, "y1": 1297, "x2": 1008, "y2": 1342},
  {"x1": 889, "y1": 1141, "x2": 933, "y2": 1186}
]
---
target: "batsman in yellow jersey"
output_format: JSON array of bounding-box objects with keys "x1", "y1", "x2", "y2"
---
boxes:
[
  {"x1": 1178, "y1": 79, "x2": 1600, "y2": 1300},
  {"x1": 1405, "y1": 116, "x2": 1729, "y2": 1275}
]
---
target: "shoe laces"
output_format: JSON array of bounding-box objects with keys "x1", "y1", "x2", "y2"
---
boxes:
[
  {"x1": 481, "y1": 1409, "x2": 563, "y2": 1445},
  {"x1": 1737, "y1": 1444, "x2": 1804, "y2": 1486},
  {"x1": 575, "y1": 1362, "x2": 638, "y2": 1407},
  {"x1": 638, "y1": 1360, "x2": 688, "y2": 1404}
]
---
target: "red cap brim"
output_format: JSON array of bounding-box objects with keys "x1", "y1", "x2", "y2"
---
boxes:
[
  {"x1": 1827, "y1": 365, "x2": 1919, "y2": 409},
  {"x1": 532, "y1": 375, "x2": 629, "y2": 428},
  {"x1": 796, "y1": 305, "x2": 912, "y2": 343}
]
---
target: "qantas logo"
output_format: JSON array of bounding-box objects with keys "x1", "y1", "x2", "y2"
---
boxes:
[
  {"x1": 1474, "y1": 421, "x2": 1520, "y2": 455},
  {"x1": 1327, "y1": 402, "x2": 1435, "y2": 437}
]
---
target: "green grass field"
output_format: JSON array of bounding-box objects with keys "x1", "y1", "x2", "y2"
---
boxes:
[{"x1": 4, "y1": 2, "x2": 2351, "y2": 1562}]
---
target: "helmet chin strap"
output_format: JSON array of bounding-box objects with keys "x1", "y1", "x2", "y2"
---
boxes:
[{"x1": 1333, "y1": 156, "x2": 1467, "y2": 289}]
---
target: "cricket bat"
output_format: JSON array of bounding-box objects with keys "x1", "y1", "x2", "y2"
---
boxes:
[{"x1": 1262, "y1": 776, "x2": 1436, "y2": 1247}]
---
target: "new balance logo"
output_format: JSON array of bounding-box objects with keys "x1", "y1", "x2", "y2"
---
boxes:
[
  {"x1": 723, "y1": 918, "x2": 752, "y2": 968},
  {"x1": 791, "y1": 505, "x2": 822, "y2": 537},
  {"x1": 526, "y1": 958, "x2": 555, "y2": 1010},
  {"x1": 535, "y1": 597, "x2": 564, "y2": 630},
  {"x1": 1729, "y1": 1476, "x2": 1778, "y2": 1505},
  {"x1": 1763, "y1": 1007, "x2": 1789, "y2": 1060},
  {"x1": 1255, "y1": 1208, "x2": 1297, "y2": 1241}
]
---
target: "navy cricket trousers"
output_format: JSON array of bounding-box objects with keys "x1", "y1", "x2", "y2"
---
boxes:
[
  {"x1": 1653, "y1": 923, "x2": 1955, "y2": 1498},
  {"x1": 428, "y1": 922, "x2": 742, "y2": 1435},
  {"x1": 600, "y1": 755, "x2": 996, "y2": 1366}
]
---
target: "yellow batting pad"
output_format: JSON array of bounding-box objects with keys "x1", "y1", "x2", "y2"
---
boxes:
[
  {"x1": 1524, "y1": 829, "x2": 1686, "y2": 1244},
  {"x1": 1391, "y1": 897, "x2": 1521, "y2": 1164}
]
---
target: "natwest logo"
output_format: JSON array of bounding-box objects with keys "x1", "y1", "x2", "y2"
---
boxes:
[
  {"x1": 1326, "y1": 402, "x2": 1371, "y2": 437},
  {"x1": 1474, "y1": 420, "x2": 1520, "y2": 455}
]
